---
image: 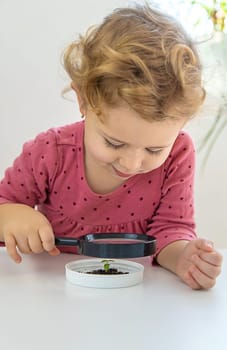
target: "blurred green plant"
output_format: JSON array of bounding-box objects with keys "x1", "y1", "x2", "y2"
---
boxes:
[
  {"x1": 198, "y1": 94, "x2": 227, "y2": 166},
  {"x1": 190, "y1": 1, "x2": 227, "y2": 166},
  {"x1": 191, "y1": 0, "x2": 227, "y2": 31}
]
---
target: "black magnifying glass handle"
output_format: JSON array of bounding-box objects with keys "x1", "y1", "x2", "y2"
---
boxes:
[{"x1": 55, "y1": 237, "x2": 79, "y2": 246}]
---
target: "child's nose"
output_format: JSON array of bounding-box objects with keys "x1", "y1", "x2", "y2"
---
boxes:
[{"x1": 119, "y1": 150, "x2": 143, "y2": 173}]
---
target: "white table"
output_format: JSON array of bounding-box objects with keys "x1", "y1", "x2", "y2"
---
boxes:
[{"x1": 0, "y1": 248, "x2": 226, "y2": 350}]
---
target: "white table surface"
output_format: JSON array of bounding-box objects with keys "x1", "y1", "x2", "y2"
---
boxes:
[{"x1": 0, "y1": 248, "x2": 226, "y2": 350}]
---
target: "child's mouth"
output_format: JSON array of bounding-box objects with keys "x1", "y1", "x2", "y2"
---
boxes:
[{"x1": 112, "y1": 166, "x2": 136, "y2": 178}]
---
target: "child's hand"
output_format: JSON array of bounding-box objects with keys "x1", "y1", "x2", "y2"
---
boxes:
[
  {"x1": 0, "y1": 203, "x2": 60, "y2": 263},
  {"x1": 176, "y1": 238, "x2": 223, "y2": 289}
]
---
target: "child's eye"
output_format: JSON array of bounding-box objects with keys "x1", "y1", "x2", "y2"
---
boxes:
[
  {"x1": 104, "y1": 138, "x2": 124, "y2": 149},
  {"x1": 104, "y1": 138, "x2": 163, "y2": 154},
  {"x1": 146, "y1": 148, "x2": 163, "y2": 155}
]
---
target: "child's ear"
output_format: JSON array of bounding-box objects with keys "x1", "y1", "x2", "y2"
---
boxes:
[{"x1": 71, "y1": 82, "x2": 86, "y2": 115}]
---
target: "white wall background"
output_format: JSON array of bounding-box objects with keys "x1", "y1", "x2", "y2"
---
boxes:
[{"x1": 0, "y1": 0, "x2": 226, "y2": 247}]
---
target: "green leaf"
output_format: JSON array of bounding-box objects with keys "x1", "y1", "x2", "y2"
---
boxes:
[{"x1": 101, "y1": 259, "x2": 114, "y2": 272}]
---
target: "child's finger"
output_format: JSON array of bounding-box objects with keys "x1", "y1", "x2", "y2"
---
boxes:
[
  {"x1": 38, "y1": 225, "x2": 56, "y2": 252},
  {"x1": 28, "y1": 234, "x2": 45, "y2": 254},
  {"x1": 191, "y1": 254, "x2": 221, "y2": 279},
  {"x1": 48, "y1": 247, "x2": 60, "y2": 256},
  {"x1": 14, "y1": 238, "x2": 32, "y2": 254},
  {"x1": 183, "y1": 269, "x2": 201, "y2": 290},
  {"x1": 5, "y1": 234, "x2": 22, "y2": 263},
  {"x1": 189, "y1": 265, "x2": 215, "y2": 289},
  {"x1": 199, "y1": 251, "x2": 223, "y2": 267},
  {"x1": 194, "y1": 238, "x2": 214, "y2": 252}
]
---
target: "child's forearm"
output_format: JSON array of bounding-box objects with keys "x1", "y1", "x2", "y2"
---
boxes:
[{"x1": 156, "y1": 240, "x2": 190, "y2": 274}]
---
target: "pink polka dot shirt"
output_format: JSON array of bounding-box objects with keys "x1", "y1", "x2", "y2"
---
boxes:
[{"x1": 0, "y1": 121, "x2": 196, "y2": 257}]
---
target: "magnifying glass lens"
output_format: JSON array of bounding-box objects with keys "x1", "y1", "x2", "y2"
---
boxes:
[{"x1": 91, "y1": 238, "x2": 145, "y2": 244}]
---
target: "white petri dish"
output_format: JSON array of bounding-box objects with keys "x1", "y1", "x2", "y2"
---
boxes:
[{"x1": 65, "y1": 259, "x2": 144, "y2": 289}]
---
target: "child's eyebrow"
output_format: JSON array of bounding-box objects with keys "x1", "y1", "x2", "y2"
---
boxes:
[{"x1": 101, "y1": 131, "x2": 171, "y2": 149}]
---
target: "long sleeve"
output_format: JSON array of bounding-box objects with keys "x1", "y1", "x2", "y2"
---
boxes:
[
  {"x1": 0, "y1": 129, "x2": 59, "y2": 207},
  {"x1": 146, "y1": 132, "x2": 196, "y2": 256}
]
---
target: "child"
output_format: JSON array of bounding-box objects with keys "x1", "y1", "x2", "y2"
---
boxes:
[{"x1": 0, "y1": 4, "x2": 222, "y2": 289}]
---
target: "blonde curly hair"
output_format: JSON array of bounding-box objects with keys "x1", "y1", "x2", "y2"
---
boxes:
[{"x1": 63, "y1": 4, "x2": 205, "y2": 121}]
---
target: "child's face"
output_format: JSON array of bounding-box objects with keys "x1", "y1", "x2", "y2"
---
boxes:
[{"x1": 84, "y1": 104, "x2": 186, "y2": 181}]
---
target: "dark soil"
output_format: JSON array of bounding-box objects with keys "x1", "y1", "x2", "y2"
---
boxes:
[{"x1": 86, "y1": 268, "x2": 129, "y2": 275}]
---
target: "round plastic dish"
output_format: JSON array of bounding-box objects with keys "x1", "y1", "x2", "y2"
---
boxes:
[{"x1": 65, "y1": 259, "x2": 144, "y2": 289}]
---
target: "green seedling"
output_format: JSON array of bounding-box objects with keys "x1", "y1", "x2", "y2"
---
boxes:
[{"x1": 101, "y1": 259, "x2": 114, "y2": 272}]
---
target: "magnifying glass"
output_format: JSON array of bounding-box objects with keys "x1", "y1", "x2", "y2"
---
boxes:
[{"x1": 55, "y1": 233, "x2": 156, "y2": 258}]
